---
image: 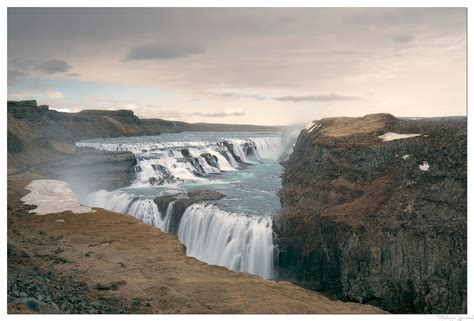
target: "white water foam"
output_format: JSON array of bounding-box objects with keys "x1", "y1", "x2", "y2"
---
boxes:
[
  {"x1": 77, "y1": 136, "x2": 283, "y2": 186},
  {"x1": 177, "y1": 203, "x2": 275, "y2": 279},
  {"x1": 83, "y1": 189, "x2": 165, "y2": 230}
]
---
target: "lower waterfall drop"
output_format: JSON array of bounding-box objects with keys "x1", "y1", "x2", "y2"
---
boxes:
[{"x1": 177, "y1": 203, "x2": 275, "y2": 279}]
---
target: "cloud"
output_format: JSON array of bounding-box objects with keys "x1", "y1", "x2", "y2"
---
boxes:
[
  {"x1": 47, "y1": 91, "x2": 64, "y2": 99},
  {"x1": 8, "y1": 81, "x2": 64, "y2": 100},
  {"x1": 142, "y1": 110, "x2": 184, "y2": 119},
  {"x1": 207, "y1": 90, "x2": 361, "y2": 103},
  {"x1": 35, "y1": 59, "x2": 72, "y2": 74},
  {"x1": 273, "y1": 94, "x2": 361, "y2": 103},
  {"x1": 8, "y1": 68, "x2": 26, "y2": 85},
  {"x1": 30, "y1": 82, "x2": 54, "y2": 90},
  {"x1": 193, "y1": 108, "x2": 245, "y2": 117},
  {"x1": 208, "y1": 91, "x2": 266, "y2": 100},
  {"x1": 393, "y1": 34, "x2": 414, "y2": 43},
  {"x1": 6, "y1": 8, "x2": 467, "y2": 123},
  {"x1": 125, "y1": 41, "x2": 204, "y2": 60},
  {"x1": 124, "y1": 104, "x2": 138, "y2": 110}
]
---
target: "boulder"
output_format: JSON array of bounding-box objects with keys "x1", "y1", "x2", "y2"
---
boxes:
[
  {"x1": 201, "y1": 153, "x2": 219, "y2": 168},
  {"x1": 181, "y1": 149, "x2": 191, "y2": 158}
]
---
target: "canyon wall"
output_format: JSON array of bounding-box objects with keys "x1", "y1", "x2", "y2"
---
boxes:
[{"x1": 274, "y1": 114, "x2": 467, "y2": 313}]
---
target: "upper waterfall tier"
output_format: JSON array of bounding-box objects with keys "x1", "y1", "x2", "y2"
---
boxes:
[{"x1": 76, "y1": 132, "x2": 285, "y2": 186}]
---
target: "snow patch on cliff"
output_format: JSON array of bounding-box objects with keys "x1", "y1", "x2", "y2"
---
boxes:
[
  {"x1": 306, "y1": 121, "x2": 322, "y2": 134},
  {"x1": 419, "y1": 161, "x2": 430, "y2": 171},
  {"x1": 21, "y1": 179, "x2": 93, "y2": 215},
  {"x1": 378, "y1": 132, "x2": 421, "y2": 142},
  {"x1": 305, "y1": 121, "x2": 316, "y2": 130}
]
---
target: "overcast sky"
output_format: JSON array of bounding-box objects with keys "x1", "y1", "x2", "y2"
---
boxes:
[{"x1": 8, "y1": 8, "x2": 466, "y2": 125}]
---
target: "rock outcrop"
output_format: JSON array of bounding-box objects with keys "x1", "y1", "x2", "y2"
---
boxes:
[
  {"x1": 154, "y1": 190, "x2": 225, "y2": 233},
  {"x1": 274, "y1": 114, "x2": 467, "y2": 313}
]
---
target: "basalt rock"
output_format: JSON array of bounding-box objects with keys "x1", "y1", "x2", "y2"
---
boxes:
[
  {"x1": 201, "y1": 153, "x2": 219, "y2": 168},
  {"x1": 181, "y1": 149, "x2": 191, "y2": 158},
  {"x1": 222, "y1": 142, "x2": 243, "y2": 163},
  {"x1": 187, "y1": 190, "x2": 225, "y2": 200},
  {"x1": 8, "y1": 132, "x2": 23, "y2": 153},
  {"x1": 154, "y1": 195, "x2": 178, "y2": 215},
  {"x1": 154, "y1": 190, "x2": 225, "y2": 233},
  {"x1": 274, "y1": 114, "x2": 467, "y2": 313}
]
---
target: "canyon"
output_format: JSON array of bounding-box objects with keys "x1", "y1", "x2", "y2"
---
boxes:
[
  {"x1": 7, "y1": 100, "x2": 382, "y2": 314},
  {"x1": 7, "y1": 101, "x2": 467, "y2": 314}
]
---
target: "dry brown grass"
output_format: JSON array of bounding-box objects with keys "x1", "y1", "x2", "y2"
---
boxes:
[
  {"x1": 318, "y1": 114, "x2": 398, "y2": 138},
  {"x1": 8, "y1": 175, "x2": 386, "y2": 314}
]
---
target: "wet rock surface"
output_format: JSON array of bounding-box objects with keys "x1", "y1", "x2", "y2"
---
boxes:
[
  {"x1": 274, "y1": 114, "x2": 467, "y2": 313},
  {"x1": 221, "y1": 141, "x2": 248, "y2": 168},
  {"x1": 154, "y1": 190, "x2": 225, "y2": 233}
]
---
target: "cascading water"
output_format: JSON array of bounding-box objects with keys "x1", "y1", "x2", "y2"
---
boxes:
[
  {"x1": 177, "y1": 203, "x2": 275, "y2": 279},
  {"x1": 83, "y1": 189, "x2": 166, "y2": 230},
  {"x1": 77, "y1": 132, "x2": 294, "y2": 279},
  {"x1": 163, "y1": 200, "x2": 176, "y2": 232},
  {"x1": 77, "y1": 134, "x2": 283, "y2": 186}
]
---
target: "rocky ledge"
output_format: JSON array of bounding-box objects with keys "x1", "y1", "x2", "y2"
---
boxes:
[
  {"x1": 154, "y1": 190, "x2": 225, "y2": 233},
  {"x1": 273, "y1": 114, "x2": 466, "y2": 313}
]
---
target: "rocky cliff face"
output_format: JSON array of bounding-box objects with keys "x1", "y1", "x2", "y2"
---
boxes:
[{"x1": 273, "y1": 114, "x2": 466, "y2": 313}]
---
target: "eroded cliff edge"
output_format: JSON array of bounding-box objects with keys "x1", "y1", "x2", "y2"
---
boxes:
[{"x1": 273, "y1": 114, "x2": 467, "y2": 313}]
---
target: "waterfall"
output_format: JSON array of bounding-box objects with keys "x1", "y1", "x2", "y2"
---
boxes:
[
  {"x1": 279, "y1": 127, "x2": 303, "y2": 162},
  {"x1": 177, "y1": 203, "x2": 275, "y2": 279},
  {"x1": 83, "y1": 189, "x2": 165, "y2": 230},
  {"x1": 76, "y1": 135, "x2": 284, "y2": 186},
  {"x1": 251, "y1": 137, "x2": 285, "y2": 159},
  {"x1": 163, "y1": 200, "x2": 176, "y2": 231},
  {"x1": 78, "y1": 133, "x2": 283, "y2": 280},
  {"x1": 82, "y1": 189, "x2": 276, "y2": 279}
]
